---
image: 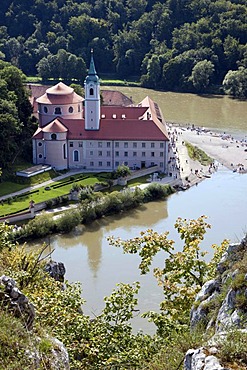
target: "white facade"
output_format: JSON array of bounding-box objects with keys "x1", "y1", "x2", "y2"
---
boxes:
[{"x1": 32, "y1": 54, "x2": 169, "y2": 172}]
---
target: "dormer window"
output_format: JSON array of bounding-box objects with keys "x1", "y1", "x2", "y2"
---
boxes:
[{"x1": 55, "y1": 107, "x2": 61, "y2": 115}]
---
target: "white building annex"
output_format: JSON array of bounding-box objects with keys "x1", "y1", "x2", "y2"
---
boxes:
[{"x1": 32, "y1": 52, "x2": 170, "y2": 172}]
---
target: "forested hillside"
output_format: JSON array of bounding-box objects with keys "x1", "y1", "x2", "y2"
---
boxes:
[{"x1": 0, "y1": 0, "x2": 246, "y2": 94}]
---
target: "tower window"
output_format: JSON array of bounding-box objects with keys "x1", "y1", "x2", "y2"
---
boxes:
[
  {"x1": 69, "y1": 106, "x2": 73, "y2": 113},
  {"x1": 44, "y1": 106, "x2": 48, "y2": 113},
  {"x1": 38, "y1": 142, "x2": 43, "y2": 147},
  {"x1": 38, "y1": 154, "x2": 42, "y2": 159},
  {"x1": 51, "y1": 133, "x2": 57, "y2": 140},
  {"x1": 90, "y1": 88, "x2": 94, "y2": 96}
]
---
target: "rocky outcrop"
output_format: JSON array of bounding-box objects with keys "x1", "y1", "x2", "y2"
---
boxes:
[
  {"x1": 185, "y1": 238, "x2": 247, "y2": 370},
  {"x1": 28, "y1": 336, "x2": 70, "y2": 370},
  {"x1": 45, "y1": 260, "x2": 66, "y2": 282},
  {"x1": 0, "y1": 274, "x2": 70, "y2": 369},
  {"x1": 0, "y1": 275, "x2": 35, "y2": 330},
  {"x1": 184, "y1": 348, "x2": 229, "y2": 370}
]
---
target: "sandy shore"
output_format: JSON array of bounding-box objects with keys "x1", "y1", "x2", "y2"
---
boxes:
[
  {"x1": 164, "y1": 125, "x2": 247, "y2": 189},
  {"x1": 177, "y1": 127, "x2": 247, "y2": 172}
]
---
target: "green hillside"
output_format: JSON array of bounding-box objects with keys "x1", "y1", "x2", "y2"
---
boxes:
[{"x1": 0, "y1": 0, "x2": 246, "y2": 95}]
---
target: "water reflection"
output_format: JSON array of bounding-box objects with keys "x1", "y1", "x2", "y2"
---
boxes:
[
  {"x1": 27, "y1": 169, "x2": 247, "y2": 333},
  {"x1": 40, "y1": 201, "x2": 168, "y2": 278}
]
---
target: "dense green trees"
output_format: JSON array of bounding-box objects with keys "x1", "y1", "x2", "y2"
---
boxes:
[
  {"x1": 0, "y1": 61, "x2": 36, "y2": 169},
  {"x1": 0, "y1": 0, "x2": 246, "y2": 94},
  {"x1": 223, "y1": 66, "x2": 247, "y2": 98}
]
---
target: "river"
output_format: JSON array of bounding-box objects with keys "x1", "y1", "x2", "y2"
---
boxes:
[{"x1": 29, "y1": 88, "x2": 247, "y2": 333}]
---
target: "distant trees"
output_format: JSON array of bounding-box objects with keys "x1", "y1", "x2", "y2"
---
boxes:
[
  {"x1": 37, "y1": 49, "x2": 87, "y2": 82},
  {"x1": 223, "y1": 67, "x2": 247, "y2": 98},
  {"x1": 190, "y1": 60, "x2": 215, "y2": 92},
  {"x1": 0, "y1": 0, "x2": 246, "y2": 94}
]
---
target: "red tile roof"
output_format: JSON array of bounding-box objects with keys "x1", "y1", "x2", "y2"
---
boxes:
[
  {"x1": 42, "y1": 119, "x2": 68, "y2": 133},
  {"x1": 32, "y1": 91, "x2": 169, "y2": 142},
  {"x1": 36, "y1": 82, "x2": 83, "y2": 105},
  {"x1": 101, "y1": 90, "x2": 133, "y2": 106}
]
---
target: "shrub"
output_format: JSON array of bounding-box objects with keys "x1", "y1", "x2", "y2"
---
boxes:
[
  {"x1": 143, "y1": 183, "x2": 172, "y2": 201},
  {"x1": 78, "y1": 186, "x2": 94, "y2": 201},
  {"x1": 45, "y1": 199, "x2": 53, "y2": 209},
  {"x1": 17, "y1": 212, "x2": 56, "y2": 240},
  {"x1": 219, "y1": 330, "x2": 247, "y2": 366},
  {"x1": 56, "y1": 210, "x2": 81, "y2": 233},
  {"x1": 185, "y1": 142, "x2": 212, "y2": 165},
  {"x1": 115, "y1": 164, "x2": 131, "y2": 178}
]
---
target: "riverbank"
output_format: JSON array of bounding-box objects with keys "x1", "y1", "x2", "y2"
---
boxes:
[{"x1": 176, "y1": 126, "x2": 247, "y2": 173}]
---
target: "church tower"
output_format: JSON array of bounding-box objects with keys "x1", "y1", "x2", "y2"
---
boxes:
[{"x1": 84, "y1": 50, "x2": 100, "y2": 130}]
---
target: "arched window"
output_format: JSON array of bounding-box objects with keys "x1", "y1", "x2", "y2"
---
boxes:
[
  {"x1": 38, "y1": 142, "x2": 43, "y2": 147},
  {"x1": 68, "y1": 106, "x2": 73, "y2": 113},
  {"x1": 51, "y1": 133, "x2": 57, "y2": 140},
  {"x1": 90, "y1": 88, "x2": 94, "y2": 96},
  {"x1": 44, "y1": 106, "x2": 48, "y2": 113},
  {"x1": 54, "y1": 107, "x2": 61, "y2": 115},
  {"x1": 73, "y1": 150, "x2": 79, "y2": 162},
  {"x1": 38, "y1": 154, "x2": 43, "y2": 159}
]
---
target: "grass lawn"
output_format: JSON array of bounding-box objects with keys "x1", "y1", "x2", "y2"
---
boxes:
[
  {"x1": 0, "y1": 174, "x2": 108, "y2": 217},
  {"x1": 0, "y1": 170, "x2": 59, "y2": 197},
  {"x1": 0, "y1": 182, "x2": 30, "y2": 197},
  {"x1": 0, "y1": 172, "x2": 154, "y2": 217}
]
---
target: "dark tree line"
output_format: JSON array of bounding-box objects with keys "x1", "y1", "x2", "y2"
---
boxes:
[
  {"x1": 0, "y1": 61, "x2": 37, "y2": 169},
  {"x1": 0, "y1": 0, "x2": 246, "y2": 96}
]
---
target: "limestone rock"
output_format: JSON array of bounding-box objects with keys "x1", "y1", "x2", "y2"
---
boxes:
[
  {"x1": 215, "y1": 289, "x2": 243, "y2": 332},
  {"x1": 45, "y1": 261, "x2": 66, "y2": 282},
  {"x1": 0, "y1": 275, "x2": 35, "y2": 330},
  {"x1": 184, "y1": 348, "x2": 229, "y2": 370}
]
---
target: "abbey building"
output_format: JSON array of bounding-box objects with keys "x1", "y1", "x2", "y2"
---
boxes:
[{"x1": 32, "y1": 53, "x2": 169, "y2": 172}]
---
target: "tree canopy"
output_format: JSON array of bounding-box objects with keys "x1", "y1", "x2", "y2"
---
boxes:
[
  {"x1": 0, "y1": 0, "x2": 246, "y2": 94},
  {"x1": 0, "y1": 61, "x2": 36, "y2": 169}
]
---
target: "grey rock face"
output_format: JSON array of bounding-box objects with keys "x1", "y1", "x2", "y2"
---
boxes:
[
  {"x1": 0, "y1": 275, "x2": 35, "y2": 330},
  {"x1": 184, "y1": 348, "x2": 229, "y2": 370},
  {"x1": 45, "y1": 261, "x2": 66, "y2": 282},
  {"x1": 186, "y1": 237, "x2": 247, "y2": 370},
  {"x1": 215, "y1": 289, "x2": 242, "y2": 332},
  {"x1": 190, "y1": 279, "x2": 220, "y2": 329}
]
